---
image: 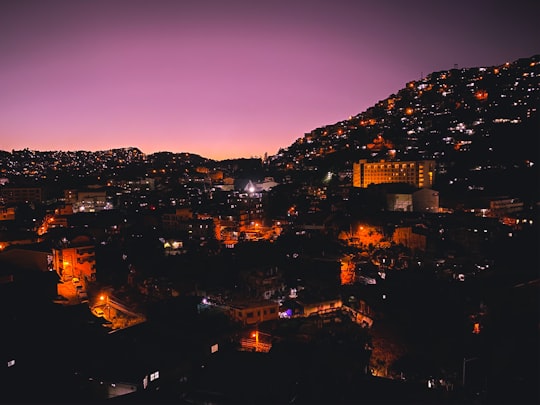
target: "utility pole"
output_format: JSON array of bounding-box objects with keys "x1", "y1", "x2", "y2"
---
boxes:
[{"x1": 462, "y1": 357, "x2": 478, "y2": 387}]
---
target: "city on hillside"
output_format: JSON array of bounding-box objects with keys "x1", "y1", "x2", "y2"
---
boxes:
[{"x1": 0, "y1": 55, "x2": 538, "y2": 404}]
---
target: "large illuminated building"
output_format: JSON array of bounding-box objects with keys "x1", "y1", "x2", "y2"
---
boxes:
[
  {"x1": 352, "y1": 159, "x2": 436, "y2": 189},
  {"x1": 52, "y1": 235, "x2": 96, "y2": 284}
]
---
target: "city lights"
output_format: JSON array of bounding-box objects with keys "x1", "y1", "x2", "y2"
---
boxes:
[{"x1": 0, "y1": 23, "x2": 537, "y2": 402}]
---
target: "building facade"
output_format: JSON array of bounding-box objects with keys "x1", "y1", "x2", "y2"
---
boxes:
[
  {"x1": 73, "y1": 190, "x2": 112, "y2": 212},
  {"x1": 228, "y1": 300, "x2": 280, "y2": 326},
  {"x1": 0, "y1": 187, "x2": 42, "y2": 204},
  {"x1": 412, "y1": 188, "x2": 440, "y2": 213},
  {"x1": 488, "y1": 197, "x2": 524, "y2": 217},
  {"x1": 392, "y1": 226, "x2": 427, "y2": 252},
  {"x1": 52, "y1": 236, "x2": 96, "y2": 283},
  {"x1": 386, "y1": 193, "x2": 413, "y2": 212},
  {"x1": 352, "y1": 160, "x2": 435, "y2": 188}
]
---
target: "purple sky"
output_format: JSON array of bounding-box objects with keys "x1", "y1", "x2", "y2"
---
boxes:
[{"x1": 1, "y1": 0, "x2": 539, "y2": 160}]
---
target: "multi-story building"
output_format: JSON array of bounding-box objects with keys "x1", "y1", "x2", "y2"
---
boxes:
[
  {"x1": 161, "y1": 207, "x2": 194, "y2": 230},
  {"x1": 52, "y1": 235, "x2": 96, "y2": 283},
  {"x1": 72, "y1": 189, "x2": 112, "y2": 212},
  {"x1": 352, "y1": 160, "x2": 435, "y2": 189},
  {"x1": 488, "y1": 197, "x2": 524, "y2": 217},
  {"x1": 161, "y1": 208, "x2": 215, "y2": 240},
  {"x1": 241, "y1": 266, "x2": 286, "y2": 300},
  {"x1": 0, "y1": 187, "x2": 42, "y2": 204}
]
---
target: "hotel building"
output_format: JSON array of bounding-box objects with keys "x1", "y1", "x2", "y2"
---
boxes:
[{"x1": 352, "y1": 159, "x2": 436, "y2": 189}]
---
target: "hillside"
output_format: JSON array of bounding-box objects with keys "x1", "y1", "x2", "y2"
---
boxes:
[{"x1": 267, "y1": 54, "x2": 540, "y2": 200}]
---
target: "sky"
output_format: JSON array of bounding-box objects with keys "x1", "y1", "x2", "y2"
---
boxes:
[{"x1": 1, "y1": 0, "x2": 539, "y2": 161}]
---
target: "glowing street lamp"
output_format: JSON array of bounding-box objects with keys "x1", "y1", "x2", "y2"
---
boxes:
[
  {"x1": 100, "y1": 294, "x2": 111, "y2": 319},
  {"x1": 250, "y1": 330, "x2": 274, "y2": 352},
  {"x1": 251, "y1": 331, "x2": 259, "y2": 351}
]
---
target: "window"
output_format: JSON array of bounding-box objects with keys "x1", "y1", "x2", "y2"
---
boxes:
[{"x1": 247, "y1": 312, "x2": 254, "y2": 318}]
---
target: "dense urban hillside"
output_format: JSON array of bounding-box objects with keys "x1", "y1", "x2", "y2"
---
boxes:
[
  {"x1": 267, "y1": 54, "x2": 539, "y2": 198},
  {"x1": 1, "y1": 54, "x2": 538, "y2": 201}
]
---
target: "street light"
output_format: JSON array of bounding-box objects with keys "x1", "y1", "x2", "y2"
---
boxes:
[
  {"x1": 251, "y1": 331, "x2": 259, "y2": 351},
  {"x1": 100, "y1": 294, "x2": 111, "y2": 319},
  {"x1": 250, "y1": 330, "x2": 274, "y2": 352}
]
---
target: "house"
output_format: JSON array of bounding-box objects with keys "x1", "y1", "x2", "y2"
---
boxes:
[
  {"x1": 296, "y1": 296, "x2": 343, "y2": 317},
  {"x1": 52, "y1": 235, "x2": 96, "y2": 284},
  {"x1": 228, "y1": 300, "x2": 279, "y2": 326},
  {"x1": 0, "y1": 187, "x2": 42, "y2": 204}
]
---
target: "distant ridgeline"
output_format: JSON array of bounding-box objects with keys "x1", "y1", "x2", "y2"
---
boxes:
[{"x1": 0, "y1": 55, "x2": 538, "y2": 197}]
